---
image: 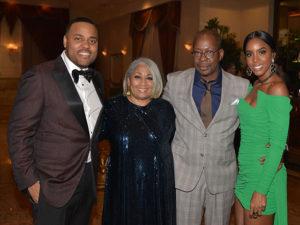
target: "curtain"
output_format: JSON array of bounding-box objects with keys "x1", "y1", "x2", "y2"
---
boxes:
[
  {"x1": 0, "y1": 2, "x2": 69, "y2": 71},
  {"x1": 141, "y1": 22, "x2": 164, "y2": 82},
  {"x1": 131, "y1": 1, "x2": 180, "y2": 76}
]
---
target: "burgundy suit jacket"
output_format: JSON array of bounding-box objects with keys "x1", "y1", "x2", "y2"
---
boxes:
[{"x1": 7, "y1": 56, "x2": 104, "y2": 207}]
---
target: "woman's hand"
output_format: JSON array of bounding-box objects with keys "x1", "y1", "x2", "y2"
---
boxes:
[
  {"x1": 260, "y1": 156, "x2": 283, "y2": 171},
  {"x1": 260, "y1": 142, "x2": 283, "y2": 172},
  {"x1": 250, "y1": 191, "x2": 266, "y2": 218}
]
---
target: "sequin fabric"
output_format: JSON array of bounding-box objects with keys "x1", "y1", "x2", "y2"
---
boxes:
[{"x1": 100, "y1": 94, "x2": 176, "y2": 225}]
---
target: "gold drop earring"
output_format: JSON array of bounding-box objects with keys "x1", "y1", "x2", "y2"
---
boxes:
[{"x1": 126, "y1": 87, "x2": 131, "y2": 96}]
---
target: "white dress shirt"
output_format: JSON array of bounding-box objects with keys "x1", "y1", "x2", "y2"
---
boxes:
[{"x1": 61, "y1": 51, "x2": 102, "y2": 163}]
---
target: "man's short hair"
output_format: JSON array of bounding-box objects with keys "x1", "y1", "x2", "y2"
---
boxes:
[
  {"x1": 65, "y1": 17, "x2": 97, "y2": 35},
  {"x1": 193, "y1": 29, "x2": 222, "y2": 49}
]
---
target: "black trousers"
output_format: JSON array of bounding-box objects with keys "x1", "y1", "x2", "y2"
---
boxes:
[{"x1": 31, "y1": 163, "x2": 96, "y2": 225}]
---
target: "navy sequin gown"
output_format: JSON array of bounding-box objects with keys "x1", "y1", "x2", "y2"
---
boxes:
[{"x1": 101, "y1": 95, "x2": 176, "y2": 225}]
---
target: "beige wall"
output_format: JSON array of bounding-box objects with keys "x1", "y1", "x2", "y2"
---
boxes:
[
  {"x1": 176, "y1": 0, "x2": 200, "y2": 70},
  {"x1": 199, "y1": 6, "x2": 242, "y2": 46},
  {"x1": 199, "y1": 0, "x2": 241, "y2": 39},
  {"x1": 197, "y1": 0, "x2": 273, "y2": 67},
  {"x1": 199, "y1": 0, "x2": 273, "y2": 45},
  {"x1": 240, "y1": 5, "x2": 273, "y2": 43},
  {"x1": 96, "y1": 14, "x2": 132, "y2": 95}
]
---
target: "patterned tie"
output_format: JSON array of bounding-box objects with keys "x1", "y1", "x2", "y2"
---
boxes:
[
  {"x1": 200, "y1": 78, "x2": 216, "y2": 128},
  {"x1": 72, "y1": 69, "x2": 94, "y2": 83}
]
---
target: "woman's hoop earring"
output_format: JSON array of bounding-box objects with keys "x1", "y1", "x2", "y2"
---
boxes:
[
  {"x1": 270, "y1": 58, "x2": 277, "y2": 73},
  {"x1": 246, "y1": 67, "x2": 253, "y2": 76}
]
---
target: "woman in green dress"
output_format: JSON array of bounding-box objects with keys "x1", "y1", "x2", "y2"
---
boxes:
[{"x1": 235, "y1": 31, "x2": 291, "y2": 225}]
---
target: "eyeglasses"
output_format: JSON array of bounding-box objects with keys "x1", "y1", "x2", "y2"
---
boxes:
[{"x1": 192, "y1": 49, "x2": 219, "y2": 59}]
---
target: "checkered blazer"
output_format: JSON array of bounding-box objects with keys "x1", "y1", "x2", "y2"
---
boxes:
[{"x1": 163, "y1": 68, "x2": 249, "y2": 194}]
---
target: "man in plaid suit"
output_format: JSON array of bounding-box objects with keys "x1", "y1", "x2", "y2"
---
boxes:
[{"x1": 163, "y1": 29, "x2": 249, "y2": 225}]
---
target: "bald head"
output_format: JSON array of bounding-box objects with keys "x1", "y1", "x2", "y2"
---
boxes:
[{"x1": 193, "y1": 29, "x2": 222, "y2": 49}]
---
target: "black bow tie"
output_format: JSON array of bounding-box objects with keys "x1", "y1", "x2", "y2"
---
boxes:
[{"x1": 72, "y1": 69, "x2": 94, "y2": 83}]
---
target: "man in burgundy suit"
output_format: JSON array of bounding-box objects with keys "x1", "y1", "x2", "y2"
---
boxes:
[{"x1": 7, "y1": 17, "x2": 104, "y2": 225}]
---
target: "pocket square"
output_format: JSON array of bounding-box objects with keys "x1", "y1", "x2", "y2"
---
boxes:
[{"x1": 231, "y1": 98, "x2": 240, "y2": 105}]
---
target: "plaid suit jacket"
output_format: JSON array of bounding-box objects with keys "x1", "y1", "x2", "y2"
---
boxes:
[{"x1": 163, "y1": 68, "x2": 249, "y2": 194}]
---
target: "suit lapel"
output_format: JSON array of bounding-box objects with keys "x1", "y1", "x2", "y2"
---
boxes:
[
  {"x1": 91, "y1": 74, "x2": 104, "y2": 138},
  {"x1": 51, "y1": 57, "x2": 89, "y2": 136},
  {"x1": 92, "y1": 74, "x2": 104, "y2": 107},
  {"x1": 208, "y1": 70, "x2": 229, "y2": 127},
  {"x1": 183, "y1": 69, "x2": 206, "y2": 131}
]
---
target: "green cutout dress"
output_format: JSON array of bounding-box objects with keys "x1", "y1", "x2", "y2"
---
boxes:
[{"x1": 235, "y1": 85, "x2": 292, "y2": 225}]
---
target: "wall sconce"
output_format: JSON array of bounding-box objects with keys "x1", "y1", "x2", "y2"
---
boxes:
[
  {"x1": 6, "y1": 43, "x2": 19, "y2": 51},
  {"x1": 41, "y1": 5, "x2": 51, "y2": 11},
  {"x1": 184, "y1": 43, "x2": 192, "y2": 51},
  {"x1": 101, "y1": 50, "x2": 107, "y2": 56},
  {"x1": 121, "y1": 49, "x2": 127, "y2": 55}
]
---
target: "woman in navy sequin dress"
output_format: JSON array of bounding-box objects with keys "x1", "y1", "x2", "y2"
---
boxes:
[{"x1": 101, "y1": 57, "x2": 176, "y2": 225}]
